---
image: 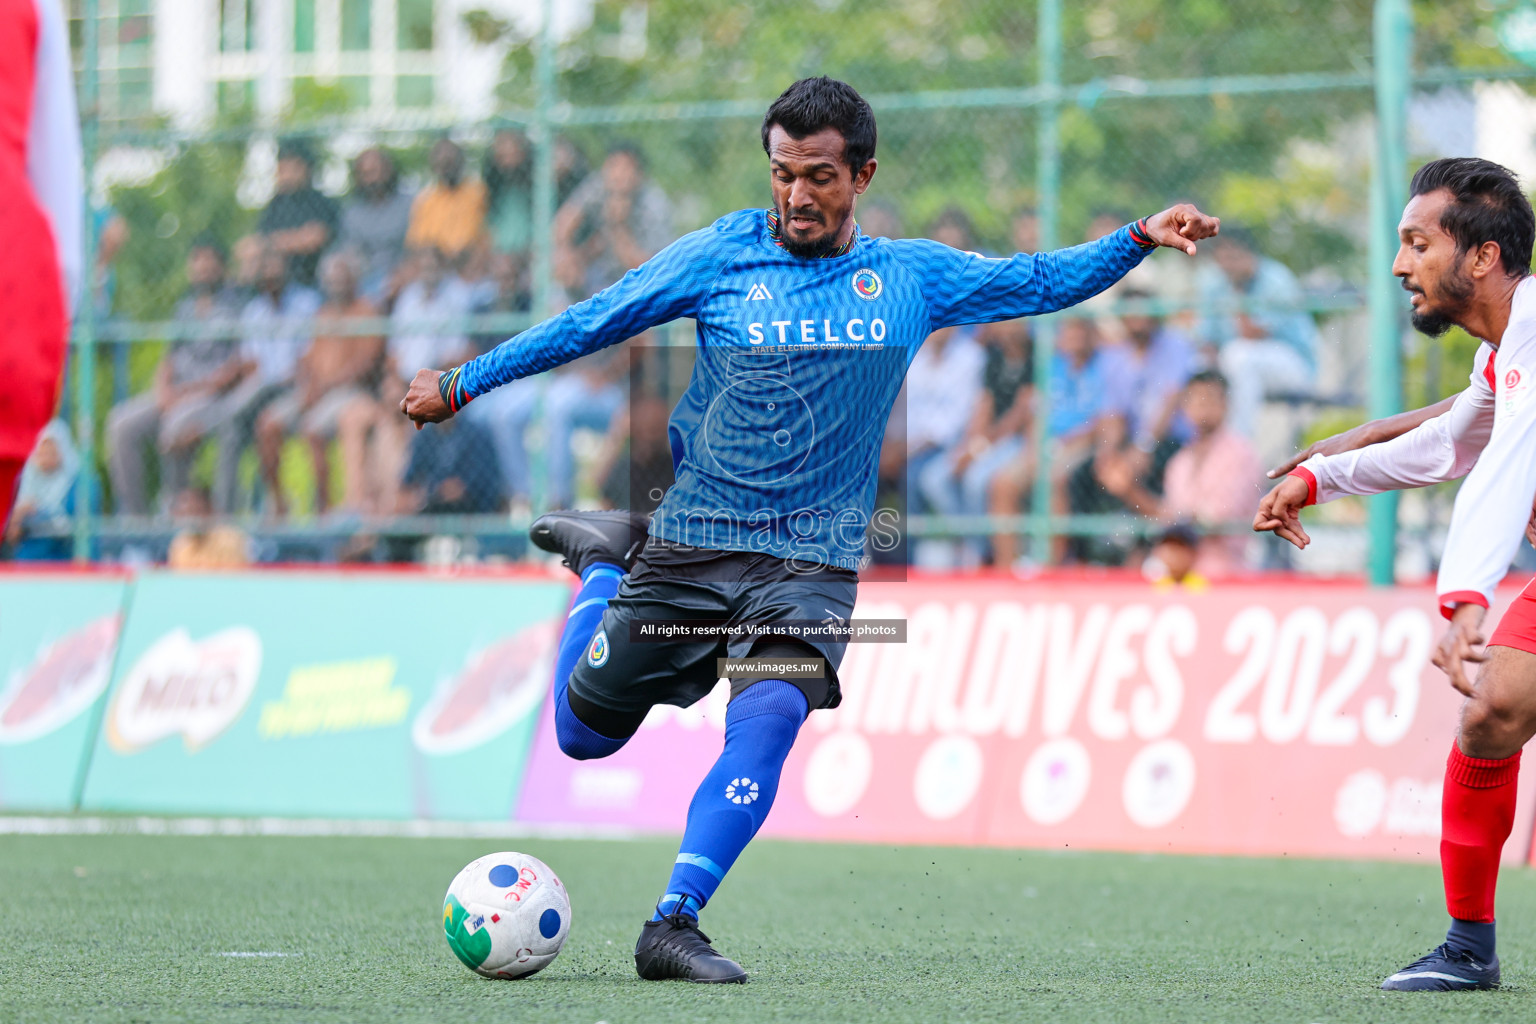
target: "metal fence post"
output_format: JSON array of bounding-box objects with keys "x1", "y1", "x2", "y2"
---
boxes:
[
  {"x1": 1029, "y1": 0, "x2": 1061, "y2": 565},
  {"x1": 73, "y1": 0, "x2": 101, "y2": 562},
  {"x1": 1368, "y1": 0, "x2": 1411, "y2": 585},
  {"x1": 530, "y1": 0, "x2": 556, "y2": 322}
]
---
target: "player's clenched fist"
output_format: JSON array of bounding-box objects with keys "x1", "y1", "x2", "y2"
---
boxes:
[
  {"x1": 400, "y1": 367, "x2": 452, "y2": 430},
  {"x1": 1141, "y1": 203, "x2": 1221, "y2": 255},
  {"x1": 1252, "y1": 475, "x2": 1312, "y2": 550}
]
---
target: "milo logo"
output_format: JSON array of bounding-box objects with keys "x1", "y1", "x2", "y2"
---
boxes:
[
  {"x1": 0, "y1": 614, "x2": 122, "y2": 745},
  {"x1": 411, "y1": 618, "x2": 558, "y2": 756},
  {"x1": 105, "y1": 627, "x2": 262, "y2": 753}
]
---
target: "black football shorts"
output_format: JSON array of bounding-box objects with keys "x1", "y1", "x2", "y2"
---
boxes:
[{"x1": 567, "y1": 540, "x2": 858, "y2": 715}]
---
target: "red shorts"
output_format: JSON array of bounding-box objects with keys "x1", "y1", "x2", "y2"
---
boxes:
[{"x1": 1489, "y1": 581, "x2": 1536, "y2": 655}]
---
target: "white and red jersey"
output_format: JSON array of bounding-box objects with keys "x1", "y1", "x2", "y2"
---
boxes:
[
  {"x1": 1291, "y1": 276, "x2": 1536, "y2": 619},
  {"x1": 0, "y1": 0, "x2": 80, "y2": 309},
  {"x1": 0, "y1": 0, "x2": 82, "y2": 463}
]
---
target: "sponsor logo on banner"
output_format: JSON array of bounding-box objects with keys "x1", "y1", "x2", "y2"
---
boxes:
[
  {"x1": 259, "y1": 657, "x2": 410, "y2": 740},
  {"x1": 1121, "y1": 740, "x2": 1196, "y2": 828},
  {"x1": 568, "y1": 766, "x2": 644, "y2": 809},
  {"x1": 106, "y1": 627, "x2": 262, "y2": 753},
  {"x1": 914, "y1": 735, "x2": 985, "y2": 820},
  {"x1": 412, "y1": 619, "x2": 559, "y2": 755},
  {"x1": 802, "y1": 733, "x2": 872, "y2": 817},
  {"x1": 1334, "y1": 769, "x2": 1440, "y2": 838},
  {"x1": 0, "y1": 614, "x2": 121, "y2": 745},
  {"x1": 1020, "y1": 738, "x2": 1092, "y2": 825}
]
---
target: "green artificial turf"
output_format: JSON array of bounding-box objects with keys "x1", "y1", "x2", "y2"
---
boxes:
[{"x1": 2, "y1": 832, "x2": 1535, "y2": 1023}]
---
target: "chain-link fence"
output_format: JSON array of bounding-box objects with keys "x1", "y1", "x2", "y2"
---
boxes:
[{"x1": 19, "y1": 0, "x2": 1536, "y2": 577}]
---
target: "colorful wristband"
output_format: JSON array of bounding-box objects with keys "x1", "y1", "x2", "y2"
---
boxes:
[
  {"x1": 438, "y1": 365, "x2": 471, "y2": 413},
  {"x1": 1128, "y1": 218, "x2": 1157, "y2": 250}
]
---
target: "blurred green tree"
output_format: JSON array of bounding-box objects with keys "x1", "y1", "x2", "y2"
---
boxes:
[{"x1": 475, "y1": 0, "x2": 1509, "y2": 273}]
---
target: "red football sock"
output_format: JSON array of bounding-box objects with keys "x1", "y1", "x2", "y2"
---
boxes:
[{"x1": 1441, "y1": 744, "x2": 1522, "y2": 923}]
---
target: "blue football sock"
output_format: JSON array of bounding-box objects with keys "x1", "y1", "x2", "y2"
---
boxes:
[
  {"x1": 551, "y1": 562, "x2": 626, "y2": 760},
  {"x1": 1447, "y1": 917, "x2": 1496, "y2": 962},
  {"x1": 653, "y1": 680, "x2": 808, "y2": 920}
]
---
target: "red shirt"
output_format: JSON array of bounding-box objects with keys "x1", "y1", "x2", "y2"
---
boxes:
[{"x1": 0, "y1": 0, "x2": 79, "y2": 460}]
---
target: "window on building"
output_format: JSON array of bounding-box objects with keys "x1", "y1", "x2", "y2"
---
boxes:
[
  {"x1": 219, "y1": 0, "x2": 256, "y2": 53},
  {"x1": 69, "y1": 0, "x2": 157, "y2": 123},
  {"x1": 397, "y1": 0, "x2": 432, "y2": 51},
  {"x1": 341, "y1": 0, "x2": 371, "y2": 51},
  {"x1": 294, "y1": 0, "x2": 316, "y2": 53}
]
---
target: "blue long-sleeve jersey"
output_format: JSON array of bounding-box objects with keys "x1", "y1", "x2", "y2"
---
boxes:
[{"x1": 460, "y1": 208, "x2": 1152, "y2": 569}]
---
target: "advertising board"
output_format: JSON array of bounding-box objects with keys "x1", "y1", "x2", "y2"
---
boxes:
[
  {"x1": 517, "y1": 578, "x2": 1536, "y2": 864},
  {"x1": 81, "y1": 571, "x2": 568, "y2": 819},
  {"x1": 0, "y1": 574, "x2": 127, "y2": 810}
]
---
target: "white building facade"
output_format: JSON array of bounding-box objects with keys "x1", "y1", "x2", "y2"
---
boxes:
[{"x1": 74, "y1": 0, "x2": 591, "y2": 127}]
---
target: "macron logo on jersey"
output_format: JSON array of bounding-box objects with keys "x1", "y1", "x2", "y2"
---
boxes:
[{"x1": 744, "y1": 282, "x2": 773, "y2": 302}]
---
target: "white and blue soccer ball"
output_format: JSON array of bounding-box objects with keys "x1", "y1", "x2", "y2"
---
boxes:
[{"x1": 442, "y1": 851, "x2": 571, "y2": 979}]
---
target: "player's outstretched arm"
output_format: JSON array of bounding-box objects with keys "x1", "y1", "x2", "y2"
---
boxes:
[
  {"x1": 1253, "y1": 475, "x2": 1312, "y2": 550},
  {"x1": 1266, "y1": 395, "x2": 1458, "y2": 479},
  {"x1": 404, "y1": 223, "x2": 735, "y2": 422},
  {"x1": 918, "y1": 203, "x2": 1221, "y2": 327},
  {"x1": 1138, "y1": 204, "x2": 1221, "y2": 256}
]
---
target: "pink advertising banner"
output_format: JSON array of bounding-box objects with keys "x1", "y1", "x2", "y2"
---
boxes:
[{"x1": 515, "y1": 577, "x2": 1536, "y2": 865}]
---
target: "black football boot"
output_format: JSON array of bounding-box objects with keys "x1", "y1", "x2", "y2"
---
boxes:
[
  {"x1": 633, "y1": 910, "x2": 748, "y2": 984},
  {"x1": 528, "y1": 509, "x2": 650, "y2": 578}
]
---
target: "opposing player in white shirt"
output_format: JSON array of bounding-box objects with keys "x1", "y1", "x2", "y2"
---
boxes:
[{"x1": 1256, "y1": 157, "x2": 1536, "y2": 991}]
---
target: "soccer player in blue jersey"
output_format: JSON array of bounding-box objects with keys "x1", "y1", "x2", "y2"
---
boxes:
[{"x1": 403, "y1": 76, "x2": 1219, "y2": 983}]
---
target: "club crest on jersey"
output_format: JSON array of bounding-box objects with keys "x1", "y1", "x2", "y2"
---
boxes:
[
  {"x1": 587, "y1": 630, "x2": 610, "y2": 668},
  {"x1": 1503, "y1": 363, "x2": 1530, "y2": 415},
  {"x1": 851, "y1": 268, "x2": 882, "y2": 301},
  {"x1": 744, "y1": 282, "x2": 773, "y2": 302}
]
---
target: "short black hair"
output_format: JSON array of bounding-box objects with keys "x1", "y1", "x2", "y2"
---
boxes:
[
  {"x1": 1187, "y1": 369, "x2": 1229, "y2": 395},
  {"x1": 761, "y1": 76, "x2": 876, "y2": 173},
  {"x1": 1157, "y1": 522, "x2": 1200, "y2": 549},
  {"x1": 351, "y1": 146, "x2": 398, "y2": 192},
  {"x1": 1410, "y1": 157, "x2": 1535, "y2": 277},
  {"x1": 606, "y1": 140, "x2": 646, "y2": 171},
  {"x1": 276, "y1": 137, "x2": 315, "y2": 168}
]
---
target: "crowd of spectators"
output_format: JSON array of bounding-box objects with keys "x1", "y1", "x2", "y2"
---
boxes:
[
  {"x1": 10, "y1": 135, "x2": 1327, "y2": 575},
  {"x1": 90, "y1": 131, "x2": 660, "y2": 540},
  {"x1": 895, "y1": 206, "x2": 1319, "y2": 579}
]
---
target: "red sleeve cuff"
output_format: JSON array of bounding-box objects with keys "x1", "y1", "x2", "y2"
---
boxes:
[
  {"x1": 1439, "y1": 590, "x2": 1490, "y2": 620},
  {"x1": 1288, "y1": 466, "x2": 1318, "y2": 506}
]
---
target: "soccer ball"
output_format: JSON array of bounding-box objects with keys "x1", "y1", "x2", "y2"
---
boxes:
[{"x1": 442, "y1": 851, "x2": 571, "y2": 979}]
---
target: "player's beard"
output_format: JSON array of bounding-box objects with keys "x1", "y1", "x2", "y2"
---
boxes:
[
  {"x1": 778, "y1": 204, "x2": 850, "y2": 259},
  {"x1": 1409, "y1": 263, "x2": 1474, "y2": 338}
]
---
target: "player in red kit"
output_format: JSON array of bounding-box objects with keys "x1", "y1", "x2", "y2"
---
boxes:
[
  {"x1": 0, "y1": 0, "x2": 82, "y2": 525},
  {"x1": 1256, "y1": 157, "x2": 1536, "y2": 991}
]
